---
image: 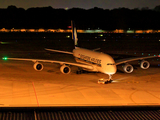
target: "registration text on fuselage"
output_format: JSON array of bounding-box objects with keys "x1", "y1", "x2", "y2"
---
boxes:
[{"x1": 79, "y1": 54, "x2": 101, "y2": 66}]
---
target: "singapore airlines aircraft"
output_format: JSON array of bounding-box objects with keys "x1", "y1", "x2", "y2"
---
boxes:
[{"x1": 2, "y1": 21, "x2": 159, "y2": 83}]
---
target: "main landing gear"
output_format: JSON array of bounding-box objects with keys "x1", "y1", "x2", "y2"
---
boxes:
[
  {"x1": 76, "y1": 68, "x2": 86, "y2": 74},
  {"x1": 76, "y1": 70, "x2": 84, "y2": 74},
  {"x1": 98, "y1": 75, "x2": 113, "y2": 84}
]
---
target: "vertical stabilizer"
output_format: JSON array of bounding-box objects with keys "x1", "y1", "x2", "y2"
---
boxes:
[{"x1": 71, "y1": 21, "x2": 78, "y2": 48}]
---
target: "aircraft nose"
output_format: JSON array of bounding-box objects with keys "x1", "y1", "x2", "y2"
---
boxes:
[
  {"x1": 109, "y1": 65, "x2": 117, "y2": 74},
  {"x1": 112, "y1": 65, "x2": 117, "y2": 74}
]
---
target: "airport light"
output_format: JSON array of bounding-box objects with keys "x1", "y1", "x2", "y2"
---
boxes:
[
  {"x1": 67, "y1": 26, "x2": 71, "y2": 28},
  {"x1": 66, "y1": 35, "x2": 70, "y2": 38},
  {"x1": 0, "y1": 41, "x2": 10, "y2": 44},
  {"x1": 2, "y1": 57, "x2": 8, "y2": 60}
]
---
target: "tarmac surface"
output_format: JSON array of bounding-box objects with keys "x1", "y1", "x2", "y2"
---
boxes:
[
  {"x1": 0, "y1": 32, "x2": 159, "y2": 107},
  {"x1": 0, "y1": 58, "x2": 160, "y2": 107}
]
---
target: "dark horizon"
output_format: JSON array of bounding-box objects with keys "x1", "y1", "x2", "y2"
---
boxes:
[
  {"x1": 0, "y1": 4, "x2": 160, "y2": 11},
  {"x1": 0, "y1": 5, "x2": 160, "y2": 30},
  {"x1": 0, "y1": 0, "x2": 159, "y2": 10}
]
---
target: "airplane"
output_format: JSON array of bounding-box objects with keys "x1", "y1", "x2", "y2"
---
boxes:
[{"x1": 2, "y1": 21, "x2": 160, "y2": 83}]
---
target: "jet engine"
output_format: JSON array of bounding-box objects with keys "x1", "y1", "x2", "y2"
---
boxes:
[
  {"x1": 33, "y1": 62, "x2": 44, "y2": 71},
  {"x1": 123, "y1": 63, "x2": 134, "y2": 73},
  {"x1": 60, "y1": 65, "x2": 71, "y2": 74},
  {"x1": 140, "y1": 60, "x2": 150, "y2": 69}
]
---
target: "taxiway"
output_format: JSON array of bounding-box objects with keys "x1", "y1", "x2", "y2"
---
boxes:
[{"x1": 0, "y1": 60, "x2": 160, "y2": 107}]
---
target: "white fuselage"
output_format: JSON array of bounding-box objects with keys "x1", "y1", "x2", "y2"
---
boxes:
[{"x1": 73, "y1": 47, "x2": 117, "y2": 75}]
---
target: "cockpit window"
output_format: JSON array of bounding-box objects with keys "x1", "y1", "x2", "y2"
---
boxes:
[{"x1": 107, "y1": 63, "x2": 115, "y2": 65}]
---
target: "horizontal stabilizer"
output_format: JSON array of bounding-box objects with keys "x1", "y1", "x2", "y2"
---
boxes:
[
  {"x1": 93, "y1": 48, "x2": 101, "y2": 51},
  {"x1": 45, "y1": 48, "x2": 73, "y2": 55}
]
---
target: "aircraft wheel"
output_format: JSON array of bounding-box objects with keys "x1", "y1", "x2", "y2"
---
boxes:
[
  {"x1": 76, "y1": 71, "x2": 81, "y2": 74},
  {"x1": 108, "y1": 80, "x2": 113, "y2": 83}
]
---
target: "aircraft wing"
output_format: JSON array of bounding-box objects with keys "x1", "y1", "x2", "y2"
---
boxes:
[
  {"x1": 3, "y1": 57, "x2": 93, "y2": 70},
  {"x1": 115, "y1": 55, "x2": 159, "y2": 65}
]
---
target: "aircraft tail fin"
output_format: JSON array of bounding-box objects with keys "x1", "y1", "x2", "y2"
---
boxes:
[{"x1": 71, "y1": 20, "x2": 78, "y2": 48}]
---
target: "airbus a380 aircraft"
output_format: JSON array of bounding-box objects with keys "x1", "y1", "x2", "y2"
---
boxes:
[{"x1": 3, "y1": 21, "x2": 159, "y2": 83}]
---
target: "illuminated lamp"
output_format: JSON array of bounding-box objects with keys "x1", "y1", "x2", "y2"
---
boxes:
[{"x1": 2, "y1": 57, "x2": 8, "y2": 60}]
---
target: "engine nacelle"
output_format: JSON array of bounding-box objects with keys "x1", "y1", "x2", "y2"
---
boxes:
[
  {"x1": 123, "y1": 63, "x2": 134, "y2": 73},
  {"x1": 60, "y1": 65, "x2": 71, "y2": 74},
  {"x1": 140, "y1": 60, "x2": 150, "y2": 69},
  {"x1": 33, "y1": 62, "x2": 43, "y2": 71}
]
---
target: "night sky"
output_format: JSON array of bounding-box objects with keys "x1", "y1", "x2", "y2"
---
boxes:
[{"x1": 0, "y1": 0, "x2": 159, "y2": 9}]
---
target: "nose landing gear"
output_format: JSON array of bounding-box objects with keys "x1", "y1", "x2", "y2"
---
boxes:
[{"x1": 98, "y1": 74, "x2": 113, "y2": 84}]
